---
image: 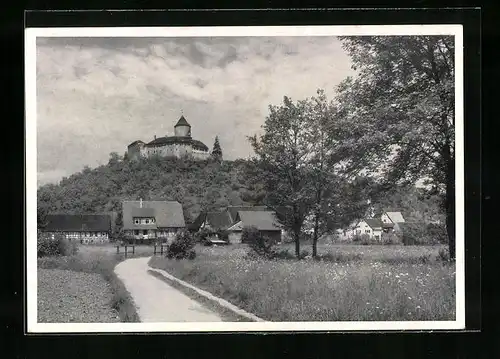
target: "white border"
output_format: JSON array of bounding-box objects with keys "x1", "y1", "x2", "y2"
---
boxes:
[{"x1": 26, "y1": 25, "x2": 465, "y2": 333}]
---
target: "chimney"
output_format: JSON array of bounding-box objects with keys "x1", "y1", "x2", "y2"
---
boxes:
[
  {"x1": 140, "y1": 198, "x2": 143, "y2": 208},
  {"x1": 154, "y1": 135, "x2": 156, "y2": 140}
]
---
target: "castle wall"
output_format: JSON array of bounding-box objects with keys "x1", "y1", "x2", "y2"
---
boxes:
[
  {"x1": 128, "y1": 143, "x2": 144, "y2": 160},
  {"x1": 192, "y1": 149, "x2": 210, "y2": 160},
  {"x1": 144, "y1": 144, "x2": 209, "y2": 160}
]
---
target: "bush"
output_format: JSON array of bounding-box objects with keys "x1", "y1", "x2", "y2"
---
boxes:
[
  {"x1": 243, "y1": 226, "x2": 277, "y2": 259},
  {"x1": 427, "y1": 223, "x2": 448, "y2": 244},
  {"x1": 381, "y1": 232, "x2": 401, "y2": 245},
  {"x1": 166, "y1": 230, "x2": 196, "y2": 260},
  {"x1": 299, "y1": 250, "x2": 310, "y2": 260},
  {"x1": 274, "y1": 249, "x2": 296, "y2": 260},
  {"x1": 37, "y1": 232, "x2": 79, "y2": 257},
  {"x1": 352, "y1": 233, "x2": 372, "y2": 244}
]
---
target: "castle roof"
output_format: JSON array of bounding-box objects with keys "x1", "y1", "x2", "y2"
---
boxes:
[
  {"x1": 175, "y1": 115, "x2": 190, "y2": 127},
  {"x1": 145, "y1": 136, "x2": 208, "y2": 151},
  {"x1": 128, "y1": 140, "x2": 145, "y2": 147}
]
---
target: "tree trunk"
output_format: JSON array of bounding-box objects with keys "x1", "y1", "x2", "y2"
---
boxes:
[
  {"x1": 444, "y1": 143, "x2": 455, "y2": 260},
  {"x1": 312, "y1": 213, "x2": 320, "y2": 258},
  {"x1": 294, "y1": 226, "x2": 301, "y2": 258}
]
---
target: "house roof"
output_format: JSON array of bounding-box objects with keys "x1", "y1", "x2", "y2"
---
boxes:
[
  {"x1": 122, "y1": 201, "x2": 185, "y2": 230},
  {"x1": 227, "y1": 206, "x2": 270, "y2": 224},
  {"x1": 44, "y1": 214, "x2": 111, "y2": 232},
  {"x1": 382, "y1": 222, "x2": 395, "y2": 229},
  {"x1": 363, "y1": 218, "x2": 384, "y2": 229},
  {"x1": 128, "y1": 140, "x2": 145, "y2": 148},
  {"x1": 228, "y1": 211, "x2": 281, "y2": 231},
  {"x1": 175, "y1": 115, "x2": 191, "y2": 127},
  {"x1": 131, "y1": 207, "x2": 156, "y2": 217},
  {"x1": 145, "y1": 136, "x2": 208, "y2": 151},
  {"x1": 384, "y1": 211, "x2": 405, "y2": 223},
  {"x1": 205, "y1": 211, "x2": 233, "y2": 230}
]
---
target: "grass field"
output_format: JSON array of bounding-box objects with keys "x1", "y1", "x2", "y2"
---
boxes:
[
  {"x1": 37, "y1": 244, "x2": 154, "y2": 323},
  {"x1": 149, "y1": 243, "x2": 455, "y2": 322}
]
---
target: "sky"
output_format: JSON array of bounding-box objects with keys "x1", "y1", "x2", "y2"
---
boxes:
[{"x1": 36, "y1": 36, "x2": 354, "y2": 187}]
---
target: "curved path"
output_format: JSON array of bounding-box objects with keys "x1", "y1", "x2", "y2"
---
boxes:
[{"x1": 114, "y1": 257, "x2": 223, "y2": 322}]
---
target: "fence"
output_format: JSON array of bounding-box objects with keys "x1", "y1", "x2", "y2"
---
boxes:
[{"x1": 115, "y1": 244, "x2": 168, "y2": 257}]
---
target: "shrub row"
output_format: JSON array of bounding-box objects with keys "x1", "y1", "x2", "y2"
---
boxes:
[{"x1": 37, "y1": 232, "x2": 79, "y2": 257}]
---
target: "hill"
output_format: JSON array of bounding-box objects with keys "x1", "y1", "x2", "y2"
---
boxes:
[{"x1": 37, "y1": 154, "x2": 266, "y2": 228}]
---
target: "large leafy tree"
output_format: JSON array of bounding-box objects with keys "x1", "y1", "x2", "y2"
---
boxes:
[
  {"x1": 335, "y1": 35, "x2": 456, "y2": 259},
  {"x1": 248, "y1": 96, "x2": 313, "y2": 258}
]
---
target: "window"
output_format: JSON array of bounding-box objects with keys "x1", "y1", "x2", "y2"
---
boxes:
[
  {"x1": 356, "y1": 229, "x2": 361, "y2": 234},
  {"x1": 134, "y1": 230, "x2": 139, "y2": 235},
  {"x1": 375, "y1": 235, "x2": 380, "y2": 240},
  {"x1": 135, "y1": 219, "x2": 139, "y2": 224},
  {"x1": 145, "y1": 219, "x2": 149, "y2": 224},
  {"x1": 143, "y1": 230, "x2": 148, "y2": 235},
  {"x1": 151, "y1": 218, "x2": 155, "y2": 223},
  {"x1": 366, "y1": 229, "x2": 371, "y2": 234}
]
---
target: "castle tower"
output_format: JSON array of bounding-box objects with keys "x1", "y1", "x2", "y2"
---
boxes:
[{"x1": 174, "y1": 115, "x2": 191, "y2": 137}]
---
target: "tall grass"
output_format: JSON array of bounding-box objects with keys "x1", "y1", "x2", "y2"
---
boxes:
[{"x1": 149, "y1": 244, "x2": 455, "y2": 321}]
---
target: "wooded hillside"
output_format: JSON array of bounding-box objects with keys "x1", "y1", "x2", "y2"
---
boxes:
[{"x1": 37, "y1": 154, "x2": 266, "y2": 227}]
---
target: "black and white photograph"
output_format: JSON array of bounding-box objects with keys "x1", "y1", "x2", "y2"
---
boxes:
[{"x1": 25, "y1": 24, "x2": 465, "y2": 332}]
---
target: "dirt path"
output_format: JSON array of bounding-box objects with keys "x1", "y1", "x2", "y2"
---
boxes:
[{"x1": 114, "y1": 257, "x2": 223, "y2": 322}]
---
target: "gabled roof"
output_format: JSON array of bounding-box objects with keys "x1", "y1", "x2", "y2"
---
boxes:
[
  {"x1": 174, "y1": 115, "x2": 190, "y2": 127},
  {"x1": 44, "y1": 214, "x2": 111, "y2": 232},
  {"x1": 362, "y1": 218, "x2": 384, "y2": 230},
  {"x1": 228, "y1": 211, "x2": 281, "y2": 231},
  {"x1": 188, "y1": 212, "x2": 207, "y2": 231},
  {"x1": 122, "y1": 201, "x2": 185, "y2": 230},
  {"x1": 205, "y1": 211, "x2": 233, "y2": 230},
  {"x1": 384, "y1": 211, "x2": 405, "y2": 223},
  {"x1": 227, "y1": 206, "x2": 270, "y2": 224}
]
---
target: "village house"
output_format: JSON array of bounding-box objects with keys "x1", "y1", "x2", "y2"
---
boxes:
[
  {"x1": 380, "y1": 211, "x2": 406, "y2": 233},
  {"x1": 127, "y1": 115, "x2": 211, "y2": 161},
  {"x1": 190, "y1": 205, "x2": 271, "y2": 232},
  {"x1": 190, "y1": 205, "x2": 283, "y2": 243},
  {"x1": 122, "y1": 199, "x2": 185, "y2": 244},
  {"x1": 43, "y1": 214, "x2": 112, "y2": 244},
  {"x1": 190, "y1": 211, "x2": 234, "y2": 232},
  {"x1": 227, "y1": 210, "x2": 282, "y2": 243},
  {"x1": 336, "y1": 218, "x2": 384, "y2": 241}
]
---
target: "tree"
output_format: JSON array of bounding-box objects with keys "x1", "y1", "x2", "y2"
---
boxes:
[
  {"x1": 335, "y1": 35, "x2": 456, "y2": 259},
  {"x1": 248, "y1": 96, "x2": 313, "y2": 258},
  {"x1": 302, "y1": 90, "x2": 341, "y2": 257},
  {"x1": 211, "y1": 136, "x2": 223, "y2": 162}
]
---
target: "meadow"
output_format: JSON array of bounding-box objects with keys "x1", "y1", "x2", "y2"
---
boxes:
[
  {"x1": 37, "y1": 244, "x2": 153, "y2": 323},
  {"x1": 149, "y1": 243, "x2": 456, "y2": 322}
]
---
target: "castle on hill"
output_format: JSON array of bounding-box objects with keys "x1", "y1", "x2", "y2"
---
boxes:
[{"x1": 127, "y1": 115, "x2": 212, "y2": 161}]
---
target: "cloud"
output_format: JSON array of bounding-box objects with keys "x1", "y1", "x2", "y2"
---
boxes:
[{"x1": 35, "y1": 36, "x2": 354, "y2": 186}]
